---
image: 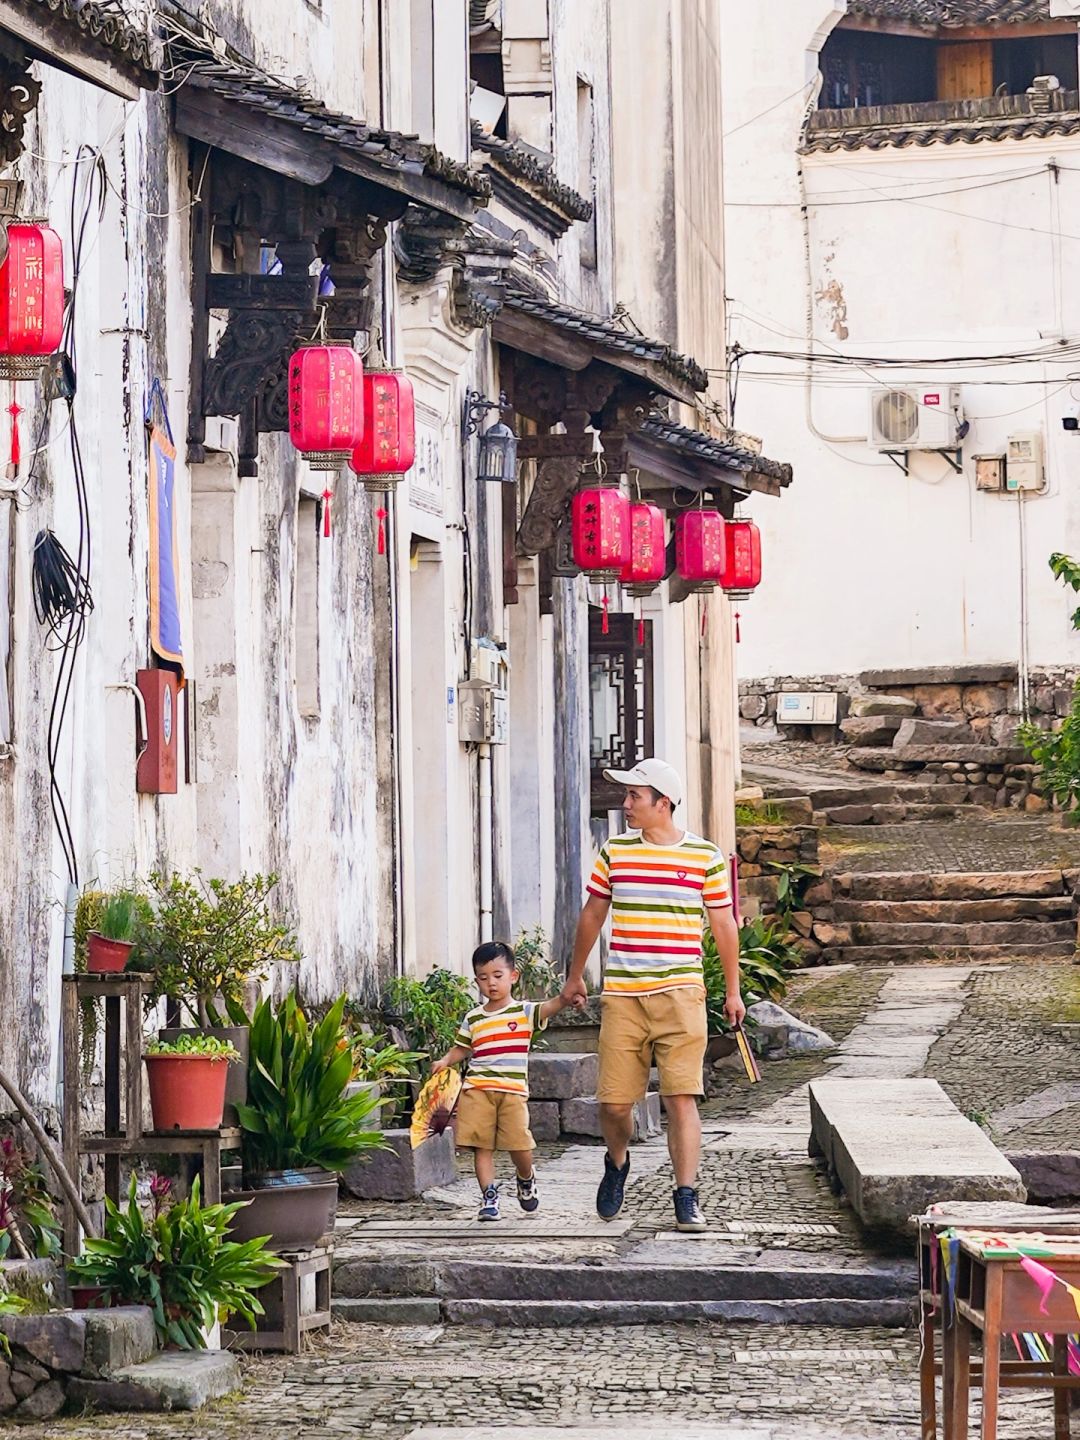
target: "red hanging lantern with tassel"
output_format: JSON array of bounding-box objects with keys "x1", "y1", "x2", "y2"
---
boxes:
[
  {"x1": 350, "y1": 371, "x2": 416, "y2": 493},
  {"x1": 675, "y1": 510, "x2": 725, "y2": 592},
  {"x1": 0, "y1": 223, "x2": 64, "y2": 381},
  {"x1": 571, "y1": 486, "x2": 630, "y2": 581},
  {"x1": 720, "y1": 517, "x2": 762, "y2": 600},
  {"x1": 620, "y1": 502, "x2": 666, "y2": 596},
  {"x1": 288, "y1": 345, "x2": 364, "y2": 469}
]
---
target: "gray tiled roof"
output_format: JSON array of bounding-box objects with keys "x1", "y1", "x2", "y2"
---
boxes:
[
  {"x1": 22, "y1": 0, "x2": 159, "y2": 72},
  {"x1": 641, "y1": 416, "x2": 793, "y2": 485},
  {"x1": 846, "y1": 0, "x2": 1051, "y2": 24},
  {"x1": 471, "y1": 123, "x2": 593, "y2": 222},
  {"x1": 804, "y1": 97, "x2": 1080, "y2": 151},
  {"x1": 502, "y1": 290, "x2": 709, "y2": 393},
  {"x1": 170, "y1": 32, "x2": 490, "y2": 202}
]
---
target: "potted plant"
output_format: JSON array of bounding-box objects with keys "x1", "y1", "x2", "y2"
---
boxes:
[
  {"x1": 68, "y1": 1174, "x2": 281, "y2": 1348},
  {"x1": 86, "y1": 889, "x2": 149, "y2": 974},
  {"x1": 144, "y1": 1034, "x2": 240, "y2": 1132},
  {"x1": 232, "y1": 993, "x2": 383, "y2": 1249},
  {"x1": 141, "y1": 871, "x2": 300, "y2": 1125}
]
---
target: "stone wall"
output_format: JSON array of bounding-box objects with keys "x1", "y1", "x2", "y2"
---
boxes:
[
  {"x1": 740, "y1": 666, "x2": 1080, "y2": 744},
  {"x1": 736, "y1": 821, "x2": 821, "y2": 959}
]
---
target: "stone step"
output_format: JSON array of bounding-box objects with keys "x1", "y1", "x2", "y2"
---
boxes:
[
  {"x1": 439, "y1": 1297, "x2": 915, "y2": 1327},
  {"x1": 833, "y1": 896, "x2": 1075, "y2": 924},
  {"x1": 844, "y1": 919, "x2": 1077, "y2": 947},
  {"x1": 834, "y1": 870, "x2": 1071, "y2": 902},
  {"x1": 820, "y1": 802, "x2": 963, "y2": 826},
  {"x1": 334, "y1": 1256, "x2": 913, "y2": 1307},
  {"x1": 849, "y1": 745, "x2": 1026, "y2": 772},
  {"x1": 819, "y1": 939, "x2": 1077, "y2": 966}
]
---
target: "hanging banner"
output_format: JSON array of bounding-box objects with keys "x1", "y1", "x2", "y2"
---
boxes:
[{"x1": 146, "y1": 379, "x2": 184, "y2": 683}]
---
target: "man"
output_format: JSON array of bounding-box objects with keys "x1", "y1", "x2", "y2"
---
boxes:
[{"x1": 561, "y1": 758, "x2": 743, "y2": 1232}]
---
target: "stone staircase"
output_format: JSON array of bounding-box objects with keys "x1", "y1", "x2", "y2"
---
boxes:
[{"x1": 809, "y1": 870, "x2": 1079, "y2": 965}]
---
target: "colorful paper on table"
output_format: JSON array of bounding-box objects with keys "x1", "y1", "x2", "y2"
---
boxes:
[
  {"x1": 410, "y1": 1068, "x2": 462, "y2": 1149},
  {"x1": 734, "y1": 1024, "x2": 761, "y2": 1084},
  {"x1": 956, "y1": 1229, "x2": 1080, "y2": 1261}
]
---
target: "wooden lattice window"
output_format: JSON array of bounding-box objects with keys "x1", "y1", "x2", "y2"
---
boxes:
[{"x1": 588, "y1": 612, "x2": 654, "y2": 815}]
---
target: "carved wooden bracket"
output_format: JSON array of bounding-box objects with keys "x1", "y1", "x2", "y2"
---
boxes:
[
  {"x1": 517, "y1": 454, "x2": 581, "y2": 557},
  {"x1": 0, "y1": 50, "x2": 40, "y2": 167}
]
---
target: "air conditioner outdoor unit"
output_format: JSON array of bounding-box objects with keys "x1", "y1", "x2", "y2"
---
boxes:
[{"x1": 868, "y1": 385, "x2": 963, "y2": 451}]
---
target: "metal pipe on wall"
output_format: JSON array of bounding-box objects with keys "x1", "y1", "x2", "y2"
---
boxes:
[{"x1": 479, "y1": 741, "x2": 493, "y2": 943}]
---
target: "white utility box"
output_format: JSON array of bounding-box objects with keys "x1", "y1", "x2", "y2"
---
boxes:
[
  {"x1": 777, "y1": 692, "x2": 838, "y2": 725},
  {"x1": 457, "y1": 680, "x2": 508, "y2": 744},
  {"x1": 1006, "y1": 431, "x2": 1045, "y2": 491}
]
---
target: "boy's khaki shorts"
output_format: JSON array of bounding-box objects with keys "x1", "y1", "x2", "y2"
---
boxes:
[
  {"x1": 597, "y1": 986, "x2": 708, "y2": 1103},
  {"x1": 455, "y1": 1087, "x2": 536, "y2": 1151}
]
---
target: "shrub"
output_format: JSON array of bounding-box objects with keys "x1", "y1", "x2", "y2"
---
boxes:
[{"x1": 701, "y1": 915, "x2": 801, "y2": 1034}]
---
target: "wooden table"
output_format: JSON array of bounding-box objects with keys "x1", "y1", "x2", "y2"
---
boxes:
[
  {"x1": 917, "y1": 1209, "x2": 1080, "y2": 1440},
  {"x1": 945, "y1": 1230, "x2": 1080, "y2": 1439}
]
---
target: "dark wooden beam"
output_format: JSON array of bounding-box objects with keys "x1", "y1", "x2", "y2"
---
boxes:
[
  {"x1": 175, "y1": 88, "x2": 336, "y2": 186},
  {"x1": 0, "y1": 6, "x2": 151, "y2": 98},
  {"x1": 626, "y1": 432, "x2": 778, "y2": 498},
  {"x1": 515, "y1": 433, "x2": 596, "y2": 459}
]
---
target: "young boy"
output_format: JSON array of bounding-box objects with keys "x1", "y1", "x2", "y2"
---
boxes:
[{"x1": 431, "y1": 941, "x2": 568, "y2": 1221}]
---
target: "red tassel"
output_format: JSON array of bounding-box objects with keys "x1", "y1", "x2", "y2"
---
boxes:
[
  {"x1": 735, "y1": 609, "x2": 742, "y2": 644},
  {"x1": 637, "y1": 615, "x2": 645, "y2": 647},
  {"x1": 376, "y1": 506, "x2": 387, "y2": 556},
  {"x1": 602, "y1": 590, "x2": 609, "y2": 635},
  {"x1": 322, "y1": 488, "x2": 332, "y2": 539},
  {"x1": 8, "y1": 394, "x2": 21, "y2": 470}
]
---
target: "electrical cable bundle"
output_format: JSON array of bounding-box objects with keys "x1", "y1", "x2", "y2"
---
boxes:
[{"x1": 31, "y1": 529, "x2": 93, "y2": 644}]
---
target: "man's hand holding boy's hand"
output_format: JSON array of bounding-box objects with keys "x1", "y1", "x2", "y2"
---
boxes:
[{"x1": 560, "y1": 976, "x2": 588, "y2": 1010}]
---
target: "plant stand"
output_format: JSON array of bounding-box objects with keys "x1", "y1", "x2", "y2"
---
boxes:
[
  {"x1": 222, "y1": 1245, "x2": 332, "y2": 1353},
  {"x1": 61, "y1": 974, "x2": 241, "y2": 1257}
]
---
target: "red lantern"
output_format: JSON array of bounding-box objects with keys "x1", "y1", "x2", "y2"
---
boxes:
[
  {"x1": 620, "y1": 502, "x2": 666, "y2": 596},
  {"x1": 288, "y1": 345, "x2": 364, "y2": 469},
  {"x1": 721, "y1": 517, "x2": 762, "y2": 600},
  {"x1": 571, "y1": 486, "x2": 630, "y2": 580},
  {"x1": 675, "y1": 510, "x2": 725, "y2": 591},
  {"x1": 350, "y1": 371, "x2": 416, "y2": 493},
  {"x1": 0, "y1": 223, "x2": 64, "y2": 379}
]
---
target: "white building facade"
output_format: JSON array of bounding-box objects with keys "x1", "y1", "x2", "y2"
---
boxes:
[{"x1": 721, "y1": 0, "x2": 1080, "y2": 715}]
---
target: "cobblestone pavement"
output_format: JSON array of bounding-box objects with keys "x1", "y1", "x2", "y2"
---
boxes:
[{"x1": 822, "y1": 816, "x2": 1080, "y2": 874}]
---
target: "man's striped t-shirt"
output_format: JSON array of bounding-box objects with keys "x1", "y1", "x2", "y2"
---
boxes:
[
  {"x1": 587, "y1": 832, "x2": 732, "y2": 996},
  {"x1": 455, "y1": 999, "x2": 547, "y2": 1096}
]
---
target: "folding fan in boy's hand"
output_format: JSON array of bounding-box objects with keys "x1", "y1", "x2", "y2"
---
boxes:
[{"x1": 410, "y1": 1068, "x2": 462, "y2": 1149}]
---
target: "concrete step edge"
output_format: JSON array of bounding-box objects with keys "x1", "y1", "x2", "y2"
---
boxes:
[{"x1": 439, "y1": 1298, "x2": 917, "y2": 1328}]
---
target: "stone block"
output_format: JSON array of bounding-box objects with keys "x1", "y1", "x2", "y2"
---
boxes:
[
  {"x1": 0, "y1": 1362, "x2": 14, "y2": 1412},
  {"x1": 528, "y1": 1100, "x2": 561, "y2": 1142},
  {"x1": 861, "y1": 665, "x2": 1015, "y2": 688},
  {"x1": 848, "y1": 695, "x2": 917, "y2": 718},
  {"x1": 109, "y1": 1350, "x2": 240, "y2": 1411},
  {"x1": 9, "y1": 1369, "x2": 36, "y2": 1400},
  {"x1": 342, "y1": 1128, "x2": 457, "y2": 1200},
  {"x1": 804, "y1": 879, "x2": 834, "y2": 907},
  {"x1": 739, "y1": 694, "x2": 766, "y2": 720},
  {"x1": 738, "y1": 833, "x2": 762, "y2": 862},
  {"x1": 839, "y1": 716, "x2": 901, "y2": 746},
  {"x1": 0, "y1": 1313, "x2": 86, "y2": 1372},
  {"x1": 82, "y1": 1307, "x2": 157, "y2": 1377},
  {"x1": 990, "y1": 714, "x2": 1022, "y2": 745},
  {"x1": 913, "y1": 683, "x2": 964, "y2": 718},
  {"x1": 1025, "y1": 794, "x2": 1049, "y2": 812},
  {"x1": 812, "y1": 921, "x2": 849, "y2": 948},
  {"x1": 825, "y1": 804, "x2": 873, "y2": 825},
  {"x1": 560, "y1": 1093, "x2": 661, "y2": 1141},
  {"x1": 747, "y1": 1001, "x2": 835, "y2": 1058},
  {"x1": 65, "y1": 1377, "x2": 165, "y2": 1413},
  {"x1": 332, "y1": 1297, "x2": 442, "y2": 1326},
  {"x1": 894, "y1": 718, "x2": 973, "y2": 746},
  {"x1": 871, "y1": 805, "x2": 907, "y2": 824},
  {"x1": 527, "y1": 1052, "x2": 599, "y2": 1101},
  {"x1": 962, "y1": 685, "x2": 1008, "y2": 717},
  {"x1": 1056, "y1": 688, "x2": 1074, "y2": 717},
  {"x1": 809, "y1": 1079, "x2": 1025, "y2": 1234},
  {"x1": 1007, "y1": 1151, "x2": 1080, "y2": 1203},
  {"x1": 969, "y1": 785, "x2": 997, "y2": 806},
  {"x1": 15, "y1": 1380, "x2": 64, "y2": 1420}
]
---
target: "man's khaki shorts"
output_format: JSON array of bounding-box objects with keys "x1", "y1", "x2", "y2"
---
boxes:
[
  {"x1": 597, "y1": 986, "x2": 708, "y2": 1103},
  {"x1": 455, "y1": 1087, "x2": 536, "y2": 1151}
]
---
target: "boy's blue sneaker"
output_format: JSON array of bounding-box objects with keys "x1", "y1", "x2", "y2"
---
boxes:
[
  {"x1": 673, "y1": 1186, "x2": 707, "y2": 1233},
  {"x1": 478, "y1": 1184, "x2": 501, "y2": 1221},
  {"x1": 516, "y1": 1171, "x2": 539, "y2": 1213},
  {"x1": 596, "y1": 1151, "x2": 630, "y2": 1220}
]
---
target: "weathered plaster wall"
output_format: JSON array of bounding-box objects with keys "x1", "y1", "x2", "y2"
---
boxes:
[{"x1": 721, "y1": 0, "x2": 1080, "y2": 680}]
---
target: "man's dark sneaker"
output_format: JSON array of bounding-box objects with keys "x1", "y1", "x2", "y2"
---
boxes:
[
  {"x1": 478, "y1": 1184, "x2": 501, "y2": 1221},
  {"x1": 596, "y1": 1151, "x2": 630, "y2": 1221},
  {"x1": 673, "y1": 1186, "x2": 707, "y2": 1233},
  {"x1": 516, "y1": 1172, "x2": 539, "y2": 1213}
]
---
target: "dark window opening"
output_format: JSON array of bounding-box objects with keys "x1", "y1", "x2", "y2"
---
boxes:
[
  {"x1": 818, "y1": 27, "x2": 1078, "y2": 111},
  {"x1": 588, "y1": 612, "x2": 654, "y2": 816},
  {"x1": 470, "y1": 33, "x2": 508, "y2": 138}
]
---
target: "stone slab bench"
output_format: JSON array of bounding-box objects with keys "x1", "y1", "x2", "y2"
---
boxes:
[{"x1": 809, "y1": 1078, "x2": 1025, "y2": 1233}]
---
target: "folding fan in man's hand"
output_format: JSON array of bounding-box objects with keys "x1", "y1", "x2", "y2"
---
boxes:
[{"x1": 410, "y1": 1068, "x2": 462, "y2": 1149}]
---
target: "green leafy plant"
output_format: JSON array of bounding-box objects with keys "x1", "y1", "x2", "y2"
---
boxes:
[
  {"x1": 513, "y1": 925, "x2": 561, "y2": 998},
  {"x1": 0, "y1": 1136, "x2": 60, "y2": 1261},
  {"x1": 140, "y1": 871, "x2": 300, "y2": 1027},
  {"x1": 68, "y1": 1175, "x2": 281, "y2": 1349},
  {"x1": 145, "y1": 1034, "x2": 241, "y2": 1061},
  {"x1": 734, "y1": 801, "x2": 784, "y2": 826},
  {"x1": 763, "y1": 860, "x2": 822, "y2": 922},
  {"x1": 1017, "y1": 554, "x2": 1080, "y2": 822},
  {"x1": 74, "y1": 889, "x2": 105, "y2": 1078},
  {"x1": 0, "y1": 1283, "x2": 28, "y2": 1355},
  {"x1": 701, "y1": 916, "x2": 801, "y2": 1034},
  {"x1": 382, "y1": 969, "x2": 474, "y2": 1059},
  {"x1": 1050, "y1": 551, "x2": 1080, "y2": 630},
  {"x1": 95, "y1": 889, "x2": 150, "y2": 944},
  {"x1": 236, "y1": 994, "x2": 384, "y2": 1176}
]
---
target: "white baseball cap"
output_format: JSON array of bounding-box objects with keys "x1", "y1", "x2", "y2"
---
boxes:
[{"x1": 602, "y1": 758, "x2": 683, "y2": 808}]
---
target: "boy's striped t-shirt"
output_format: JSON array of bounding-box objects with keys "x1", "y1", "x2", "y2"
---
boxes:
[
  {"x1": 587, "y1": 832, "x2": 732, "y2": 996},
  {"x1": 455, "y1": 999, "x2": 547, "y2": 1095}
]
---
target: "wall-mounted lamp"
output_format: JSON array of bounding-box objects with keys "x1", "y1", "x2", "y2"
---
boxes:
[{"x1": 465, "y1": 389, "x2": 519, "y2": 485}]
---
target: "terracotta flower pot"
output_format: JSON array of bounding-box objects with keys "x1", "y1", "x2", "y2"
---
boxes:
[
  {"x1": 86, "y1": 934, "x2": 134, "y2": 974},
  {"x1": 145, "y1": 1052, "x2": 230, "y2": 1131},
  {"x1": 227, "y1": 1173, "x2": 338, "y2": 1251},
  {"x1": 158, "y1": 1025, "x2": 249, "y2": 1127}
]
